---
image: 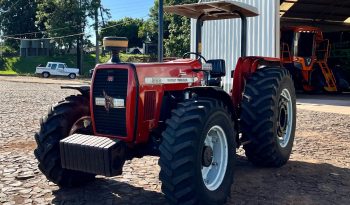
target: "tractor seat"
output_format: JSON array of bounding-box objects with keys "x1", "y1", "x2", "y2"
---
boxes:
[{"x1": 207, "y1": 59, "x2": 226, "y2": 86}]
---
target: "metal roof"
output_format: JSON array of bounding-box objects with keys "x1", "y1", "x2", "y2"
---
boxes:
[
  {"x1": 164, "y1": 1, "x2": 259, "y2": 21},
  {"x1": 280, "y1": 0, "x2": 350, "y2": 31}
]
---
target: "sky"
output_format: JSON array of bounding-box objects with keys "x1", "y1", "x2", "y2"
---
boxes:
[
  {"x1": 88, "y1": 0, "x2": 154, "y2": 44},
  {"x1": 102, "y1": 0, "x2": 154, "y2": 20}
]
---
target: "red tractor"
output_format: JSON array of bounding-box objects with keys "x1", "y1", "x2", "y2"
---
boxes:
[{"x1": 34, "y1": 1, "x2": 296, "y2": 204}]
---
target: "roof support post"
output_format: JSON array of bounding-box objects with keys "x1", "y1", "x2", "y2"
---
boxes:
[
  {"x1": 237, "y1": 11, "x2": 247, "y2": 57},
  {"x1": 158, "y1": 0, "x2": 164, "y2": 62},
  {"x1": 195, "y1": 13, "x2": 205, "y2": 54}
]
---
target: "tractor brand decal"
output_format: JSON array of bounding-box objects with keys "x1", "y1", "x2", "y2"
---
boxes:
[
  {"x1": 305, "y1": 58, "x2": 312, "y2": 66},
  {"x1": 95, "y1": 90, "x2": 125, "y2": 111},
  {"x1": 145, "y1": 77, "x2": 199, "y2": 85},
  {"x1": 107, "y1": 76, "x2": 114, "y2": 82}
]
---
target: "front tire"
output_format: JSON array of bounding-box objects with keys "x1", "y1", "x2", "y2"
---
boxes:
[
  {"x1": 42, "y1": 72, "x2": 50, "y2": 78},
  {"x1": 241, "y1": 68, "x2": 296, "y2": 167},
  {"x1": 34, "y1": 95, "x2": 96, "y2": 187},
  {"x1": 68, "y1": 73, "x2": 77, "y2": 79},
  {"x1": 159, "y1": 98, "x2": 236, "y2": 205}
]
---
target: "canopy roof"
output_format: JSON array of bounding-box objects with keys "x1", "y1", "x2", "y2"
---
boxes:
[
  {"x1": 280, "y1": 0, "x2": 350, "y2": 32},
  {"x1": 164, "y1": 1, "x2": 258, "y2": 21}
]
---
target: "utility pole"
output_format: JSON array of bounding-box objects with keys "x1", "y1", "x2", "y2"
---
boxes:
[
  {"x1": 77, "y1": 0, "x2": 84, "y2": 75},
  {"x1": 95, "y1": 0, "x2": 100, "y2": 65},
  {"x1": 77, "y1": 0, "x2": 82, "y2": 75},
  {"x1": 158, "y1": 0, "x2": 164, "y2": 62}
]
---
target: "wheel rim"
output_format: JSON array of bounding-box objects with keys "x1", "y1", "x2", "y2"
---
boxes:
[
  {"x1": 277, "y1": 88, "x2": 293, "y2": 148},
  {"x1": 70, "y1": 74, "x2": 75, "y2": 79},
  {"x1": 43, "y1": 73, "x2": 48, "y2": 78},
  {"x1": 69, "y1": 116, "x2": 92, "y2": 135},
  {"x1": 201, "y1": 125, "x2": 228, "y2": 191}
]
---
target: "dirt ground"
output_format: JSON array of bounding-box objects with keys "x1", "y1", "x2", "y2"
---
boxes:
[{"x1": 0, "y1": 76, "x2": 349, "y2": 205}]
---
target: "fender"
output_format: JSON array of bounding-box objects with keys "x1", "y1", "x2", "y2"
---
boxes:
[
  {"x1": 61, "y1": 85, "x2": 90, "y2": 97},
  {"x1": 185, "y1": 86, "x2": 236, "y2": 120},
  {"x1": 232, "y1": 56, "x2": 281, "y2": 113}
]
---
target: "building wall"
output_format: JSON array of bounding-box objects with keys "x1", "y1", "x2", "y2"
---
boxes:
[{"x1": 191, "y1": 0, "x2": 280, "y2": 91}]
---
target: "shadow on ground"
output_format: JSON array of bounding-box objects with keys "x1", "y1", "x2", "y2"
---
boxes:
[
  {"x1": 51, "y1": 178, "x2": 166, "y2": 205},
  {"x1": 229, "y1": 156, "x2": 350, "y2": 205},
  {"x1": 51, "y1": 156, "x2": 350, "y2": 205}
]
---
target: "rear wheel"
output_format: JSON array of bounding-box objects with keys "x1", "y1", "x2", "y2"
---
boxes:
[
  {"x1": 332, "y1": 67, "x2": 350, "y2": 92},
  {"x1": 34, "y1": 95, "x2": 96, "y2": 187},
  {"x1": 159, "y1": 98, "x2": 236, "y2": 205},
  {"x1": 241, "y1": 67, "x2": 296, "y2": 167}
]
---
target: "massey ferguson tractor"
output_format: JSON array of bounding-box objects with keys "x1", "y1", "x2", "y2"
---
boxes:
[{"x1": 34, "y1": 1, "x2": 296, "y2": 204}]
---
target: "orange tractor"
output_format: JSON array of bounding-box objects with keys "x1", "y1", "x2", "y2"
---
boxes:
[
  {"x1": 281, "y1": 26, "x2": 349, "y2": 93},
  {"x1": 34, "y1": 1, "x2": 296, "y2": 204}
]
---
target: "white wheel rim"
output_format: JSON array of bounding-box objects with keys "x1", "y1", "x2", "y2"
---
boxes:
[
  {"x1": 201, "y1": 125, "x2": 228, "y2": 191},
  {"x1": 278, "y1": 88, "x2": 293, "y2": 148}
]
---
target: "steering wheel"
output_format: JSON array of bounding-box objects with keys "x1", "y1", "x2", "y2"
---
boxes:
[{"x1": 182, "y1": 52, "x2": 207, "y2": 63}]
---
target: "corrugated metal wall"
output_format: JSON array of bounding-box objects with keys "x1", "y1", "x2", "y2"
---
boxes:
[{"x1": 191, "y1": 0, "x2": 280, "y2": 91}]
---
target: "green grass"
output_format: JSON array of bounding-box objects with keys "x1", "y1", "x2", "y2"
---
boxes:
[
  {"x1": 0, "y1": 70, "x2": 17, "y2": 75},
  {"x1": 1, "y1": 55, "x2": 98, "y2": 76},
  {"x1": 0, "y1": 53, "x2": 151, "y2": 76}
]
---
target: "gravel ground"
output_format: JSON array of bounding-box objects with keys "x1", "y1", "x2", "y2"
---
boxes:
[{"x1": 0, "y1": 77, "x2": 349, "y2": 205}]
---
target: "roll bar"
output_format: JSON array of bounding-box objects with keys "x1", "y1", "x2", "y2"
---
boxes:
[{"x1": 164, "y1": 1, "x2": 259, "y2": 57}]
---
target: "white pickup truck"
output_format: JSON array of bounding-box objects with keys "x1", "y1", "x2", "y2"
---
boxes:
[{"x1": 35, "y1": 62, "x2": 79, "y2": 79}]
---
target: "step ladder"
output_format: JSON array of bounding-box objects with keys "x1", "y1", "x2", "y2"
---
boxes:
[
  {"x1": 318, "y1": 61, "x2": 337, "y2": 92},
  {"x1": 316, "y1": 39, "x2": 338, "y2": 92}
]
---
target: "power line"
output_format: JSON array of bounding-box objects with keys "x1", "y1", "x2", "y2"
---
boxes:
[
  {"x1": 0, "y1": 0, "x2": 22, "y2": 14},
  {"x1": 2, "y1": 25, "x2": 83, "y2": 38},
  {"x1": 1, "y1": 13, "x2": 149, "y2": 38},
  {"x1": 99, "y1": 15, "x2": 148, "y2": 31},
  {"x1": 2, "y1": 32, "x2": 85, "y2": 40},
  {"x1": 0, "y1": 14, "x2": 149, "y2": 41}
]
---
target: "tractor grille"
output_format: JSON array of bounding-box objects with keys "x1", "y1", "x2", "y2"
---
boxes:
[{"x1": 92, "y1": 69, "x2": 128, "y2": 136}]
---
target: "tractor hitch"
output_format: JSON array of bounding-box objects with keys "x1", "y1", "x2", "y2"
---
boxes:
[{"x1": 60, "y1": 134, "x2": 127, "y2": 177}]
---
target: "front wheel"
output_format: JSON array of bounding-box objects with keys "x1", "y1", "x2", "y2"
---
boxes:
[
  {"x1": 42, "y1": 72, "x2": 50, "y2": 78},
  {"x1": 68, "y1": 73, "x2": 77, "y2": 79},
  {"x1": 159, "y1": 98, "x2": 236, "y2": 205},
  {"x1": 34, "y1": 95, "x2": 96, "y2": 187},
  {"x1": 241, "y1": 67, "x2": 296, "y2": 167}
]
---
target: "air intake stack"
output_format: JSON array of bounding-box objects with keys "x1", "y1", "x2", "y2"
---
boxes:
[{"x1": 103, "y1": 37, "x2": 129, "y2": 63}]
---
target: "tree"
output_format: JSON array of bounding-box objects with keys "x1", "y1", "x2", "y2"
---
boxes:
[
  {"x1": 36, "y1": 0, "x2": 109, "y2": 54},
  {"x1": 138, "y1": 0, "x2": 170, "y2": 45},
  {"x1": 164, "y1": 0, "x2": 197, "y2": 57},
  {"x1": 100, "y1": 18, "x2": 144, "y2": 48},
  {"x1": 143, "y1": 0, "x2": 197, "y2": 57},
  {"x1": 36, "y1": 0, "x2": 84, "y2": 54},
  {"x1": 0, "y1": 0, "x2": 40, "y2": 49}
]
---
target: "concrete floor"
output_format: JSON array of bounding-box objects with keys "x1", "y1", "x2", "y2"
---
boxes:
[{"x1": 297, "y1": 92, "x2": 350, "y2": 115}]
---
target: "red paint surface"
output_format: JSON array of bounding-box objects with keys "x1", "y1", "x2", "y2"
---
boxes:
[
  {"x1": 90, "y1": 59, "x2": 202, "y2": 144},
  {"x1": 90, "y1": 57, "x2": 278, "y2": 144}
]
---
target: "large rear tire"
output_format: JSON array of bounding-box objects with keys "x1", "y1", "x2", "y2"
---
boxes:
[
  {"x1": 332, "y1": 66, "x2": 350, "y2": 92},
  {"x1": 34, "y1": 95, "x2": 96, "y2": 187},
  {"x1": 159, "y1": 98, "x2": 236, "y2": 205},
  {"x1": 241, "y1": 68, "x2": 296, "y2": 167}
]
